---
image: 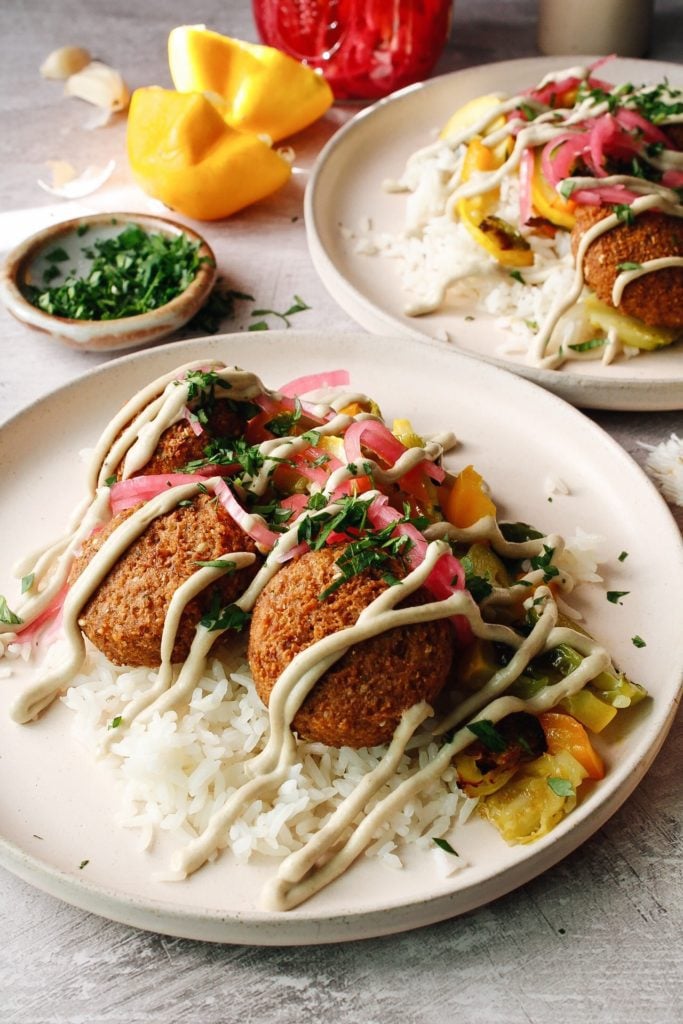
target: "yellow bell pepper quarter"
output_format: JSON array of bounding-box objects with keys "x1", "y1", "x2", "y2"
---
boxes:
[
  {"x1": 168, "y1": 25, "x2": 333, "y2": 142},
  {"x1": 127, "y1": 87, "x2": 291, "y2": 221},
  {"x1": 457, "y1": 137, "x2": 534, "y2": 268}
]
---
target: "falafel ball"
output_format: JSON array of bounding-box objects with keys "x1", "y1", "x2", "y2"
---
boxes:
[
  {"x1": 247, "y1": 545, "x2": 454, "y2": 749},
  {"x1": 69, "y1": 493, "x2": 260, "y2": 667},
  {"x1": 123, "y1": 401, "x2": 246, "y2": 478},
  {"x1": 571, "y1": 206, "x2": 683, "y2": 328}
]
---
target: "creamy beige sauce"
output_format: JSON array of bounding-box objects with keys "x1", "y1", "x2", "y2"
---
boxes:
[
  {"x1": 385, "y1": 65, "x2": 683, "y2": 367},
  {"x1": 4, "y1": 364, "x2": 619, "y2": 911}
]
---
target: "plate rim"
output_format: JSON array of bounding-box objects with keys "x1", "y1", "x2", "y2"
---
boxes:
[
  {"x1": 305, "y1": 55, "x2": 683, "y2": 412},
  {"x1": 1, "y1": 328, "x2": 682, "y2": 945}
]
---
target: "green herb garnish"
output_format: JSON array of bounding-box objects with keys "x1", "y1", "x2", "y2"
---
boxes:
[
  {"x1": 509, "y1": 269, "x2": 525, "y2": 284},
  {"x1": 109, "y1": 716, "x2": 123, "y2": 730},
  {"x1": 607, "y1": 590, "x2": 630, "y2": 604},
  {"x1": 188, "y1": 284, "x2": 254, "y2": 335},
  {"x1": 530, "y1": 545, "x2": 560, "y2": 583},
  {"x1": 79, "y1": 859, "x2": 90, "y2": 870},
  {"x1": 248, "y1": 294, "x2": 311, "y2": 331},
  {"x1": 27, "y1": 225, "x2": 209, "y2": 321},
  {"x1": 631, "y1": 635, "x2": 646, "y2": 648},
  {"x1": 195, "y1": 559, "x2": 238, "y2": 571},
  {"x1": 432, "y1": 837, "x2": 459, "y2": 856},
  {"x1": 21, "y1": 573, "x2": 34, "y2": 594},
  {"x1": 547, "y1": 777, "x2": 575, "y2": 798},
  {"x1": 613, "y1": 204, "x2": 635, "y2": 226},
  {"x1": 465, "y1": 573, "x2": 493, "y2": 604},
  {"x1": 617, "y1": 261, "x2": 642, "y2": 271},
  {"x1": 618, "y1": 550, "x2": 629, "y2": 562},
  {"x1": 568, "y1": 337, "x2": 606, "y2": 353},
  {"x1": 200, "y1": 598, "x2": 251, "y2": 633},
  {"x1": 0, "y1": 596, "x2": 22, "y2": 626},
  {"x1": 467, "y1": 719, "x2": 508, "y2": 753}
]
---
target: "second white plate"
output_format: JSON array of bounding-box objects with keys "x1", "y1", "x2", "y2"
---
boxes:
[{"x1": 306, "y1": 56, "x2": 683, "y2": 411}]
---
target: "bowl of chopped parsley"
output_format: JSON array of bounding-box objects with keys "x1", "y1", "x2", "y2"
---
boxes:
[{"x1": 0, "y1": 213, "x2": 217, "y2": 351}]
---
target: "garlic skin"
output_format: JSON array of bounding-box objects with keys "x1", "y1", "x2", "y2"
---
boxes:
[
  {"x1": 64, "y1": 61, "x2": 130, "y2": 112},
  {"x1": 40, "y1": 45, "x2": 92, "y2": 80}
]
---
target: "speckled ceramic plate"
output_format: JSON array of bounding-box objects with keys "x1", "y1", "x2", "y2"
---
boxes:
[
  {"x1": 0, "y1": 331, "x2": 681, "y2": 945},
  {"x1": 306, "y1": 57, "x2": 683, "y2": 411}
]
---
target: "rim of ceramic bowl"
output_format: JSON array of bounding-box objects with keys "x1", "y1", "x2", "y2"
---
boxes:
[{"x1": 0, "y1": 212, "x2": 217, "y2": 351}]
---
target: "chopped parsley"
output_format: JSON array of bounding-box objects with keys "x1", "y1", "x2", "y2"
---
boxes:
[
  {"x1": 27, "y1": 224, "x2": 210, "y2": 320},
  {"x1": 79, "y1": 859, "x2": 90, "y2": 870},
  {"x1": 631, "y1": 635, "x2": 647, "y2": 648},
  {"x1": 0, "y1": 596, "x2": 22, "y2": 626},
  {"x1": 613, "y1": 204, "x2": 635, "y2": 226},
  {"x1": 188, "y1": 283, "x2": 254, "y2": 335},
  {"x1": 467, "y1": 719, "x2": 508, "y2": 753},
  {"x1": 618, "y1": 550, "x2": 629, "y2": 562},
  {"x1": 200, "y1": 598, "x2": 251, "y2": 633},
  {"x1": 21, "y1": 573, "x2": 34, "y2": 594},
  {"x1": 248, "y1": 294, "x2": 311, "y2": 332},
  {"x1": 184, "y1": 437, "x2": 267, "y2": 481},
  {"x1": 265, "y1": 398, "x2": 303, "y2": 437},
  {"x1": 607, "y1": 590, "x2": 630, "y2": 605},
  {"x1": 568, "y1": 337, "x2": 606, "y2": 353},
  {"x1": 318, "y1": 521, "x2": 414, "y2": 600},
  {"x1": 617, "y1": 261, "x2": 642, "y2": 271},
  {"x1": 464, "y1": 572, "x2": 493, "y2": 604},
  {"x1": 432, "y1": 837, "x2": 459, "y2": 856},
  {"x1": 108, "y1": 716, "x2": 123, "y2": 730},
  {"x1": 529, "y1": 545, "x2": 560, "y2": 583},
  {"x1": 509, "y1": 269, "x2": 525, "y2": 284},
  {"x1": 194, "y1": 559, "x2": 238, "y2": 571},
  {"x1": 547, "y1": 777, "x2": 575, "y2": 798}
]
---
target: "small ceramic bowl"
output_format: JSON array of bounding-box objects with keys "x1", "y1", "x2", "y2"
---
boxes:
[{"x1": 0, "y1": 213, "x2": 217, "y2": 352}]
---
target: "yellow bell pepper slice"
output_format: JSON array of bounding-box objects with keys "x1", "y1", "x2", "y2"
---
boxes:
[
  {"x1": 440, "y1": 93, "x2": 512, "y2": 164},
  {"x1": 127, "y1": 87, "x2": 291, "y2": 221},
  {"x1": 530, "y1": 150, "x2": 576, "y2": 230},
  {"x1": 168, "y1": 25, "x2": 333, "y2": 142},
  {"x1": 457, "y1": 138, "x2": 534, "y2": 268}
]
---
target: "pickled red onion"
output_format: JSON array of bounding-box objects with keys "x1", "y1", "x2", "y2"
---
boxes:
[
  {"x1": 343, "y1": 419, "x2": 444, "y2": 484},
  {"x1": 110, "y1": 473, "x2": 216, "y2": 513},
  {"x1": 213, "y1": 479, "x2": 280, "y2": 549},
  {"x1": 278, "y1": 370, "x2": 350, "y2": 397}
]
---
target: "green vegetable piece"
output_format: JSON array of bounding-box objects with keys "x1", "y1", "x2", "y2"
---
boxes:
[{"x1": 547, "y1": 777, "x2": 575, "y2": 798}]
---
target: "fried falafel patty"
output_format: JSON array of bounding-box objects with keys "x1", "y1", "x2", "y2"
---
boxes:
[
  {"x1": 248, "y1": 545, "x2": 454, "y2": 749},
  {"x1": 121, "y1": 402, "x2": 246, "y2": 479},
  {"x1": 571, "y1": 206, "x2": 683, "y2": 328},
  {"x1": 69, "y1": 493, "x2": 260, "y2": 667}
]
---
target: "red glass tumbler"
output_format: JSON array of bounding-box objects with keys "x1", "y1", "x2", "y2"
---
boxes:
[{"x1": 252, "y1": 0, "x2": 453, "y2": 101}]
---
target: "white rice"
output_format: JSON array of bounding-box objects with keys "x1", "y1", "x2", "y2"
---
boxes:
[
  {"x1": 639, "y1": 433, "x2": 683, "y2": 506},
  {"x1": 61, "y1": 645, "x2": 466, "y2": 871},
  {"x1": 347, "y1": 138, "x2": 593, "y2": 359}
]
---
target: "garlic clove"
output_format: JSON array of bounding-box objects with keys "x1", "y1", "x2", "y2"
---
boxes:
[
  {"x1": 37, "y1": 159, "x2": 116, "y2": 198},
  {"x1": 40, "y1": 45, "x2": 92, "y2": 80},
  {"x1": 64, "y1": 61, "x2": 130, "y2": 112}
]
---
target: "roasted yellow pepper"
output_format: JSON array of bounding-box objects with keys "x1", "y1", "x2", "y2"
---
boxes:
[
  {"x1": 168, "y1": 25, "x2": 333, "y2": 142},
  {"x1": 442, "y1": 464, "x2": 497, "y2": 528},
  {"x1": 457, "y1": 137, "x2": 534, "y2": 268},
  {"x1": 530, "y1": 150, "x2": 576, "y2": 229},
  {"x1": 127, "y1": 87, "x2": 291, "y2": 221}
]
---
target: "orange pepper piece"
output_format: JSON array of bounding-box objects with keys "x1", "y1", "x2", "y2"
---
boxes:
[
  {"x1": 539, "y1": 711, "x2": 605, "y2": 780},
  {"x1": 442, "y1": 465, "x2": 496, "y2": 528}
]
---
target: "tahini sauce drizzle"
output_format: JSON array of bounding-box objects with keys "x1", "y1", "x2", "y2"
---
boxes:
[
  {"x1": 383, "y1": 64, "x2": 683, "y2": 367},
  {"x1": 5, "y1": 365, "x2": 616, "y2": 910}
]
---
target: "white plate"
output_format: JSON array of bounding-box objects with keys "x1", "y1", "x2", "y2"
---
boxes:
[
  {"x1": 0, "y1": 330, "x2": 681, "y2": 945},
  {"x1": 305, "y1": 56, "x2": 683, "y2": 411}
]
